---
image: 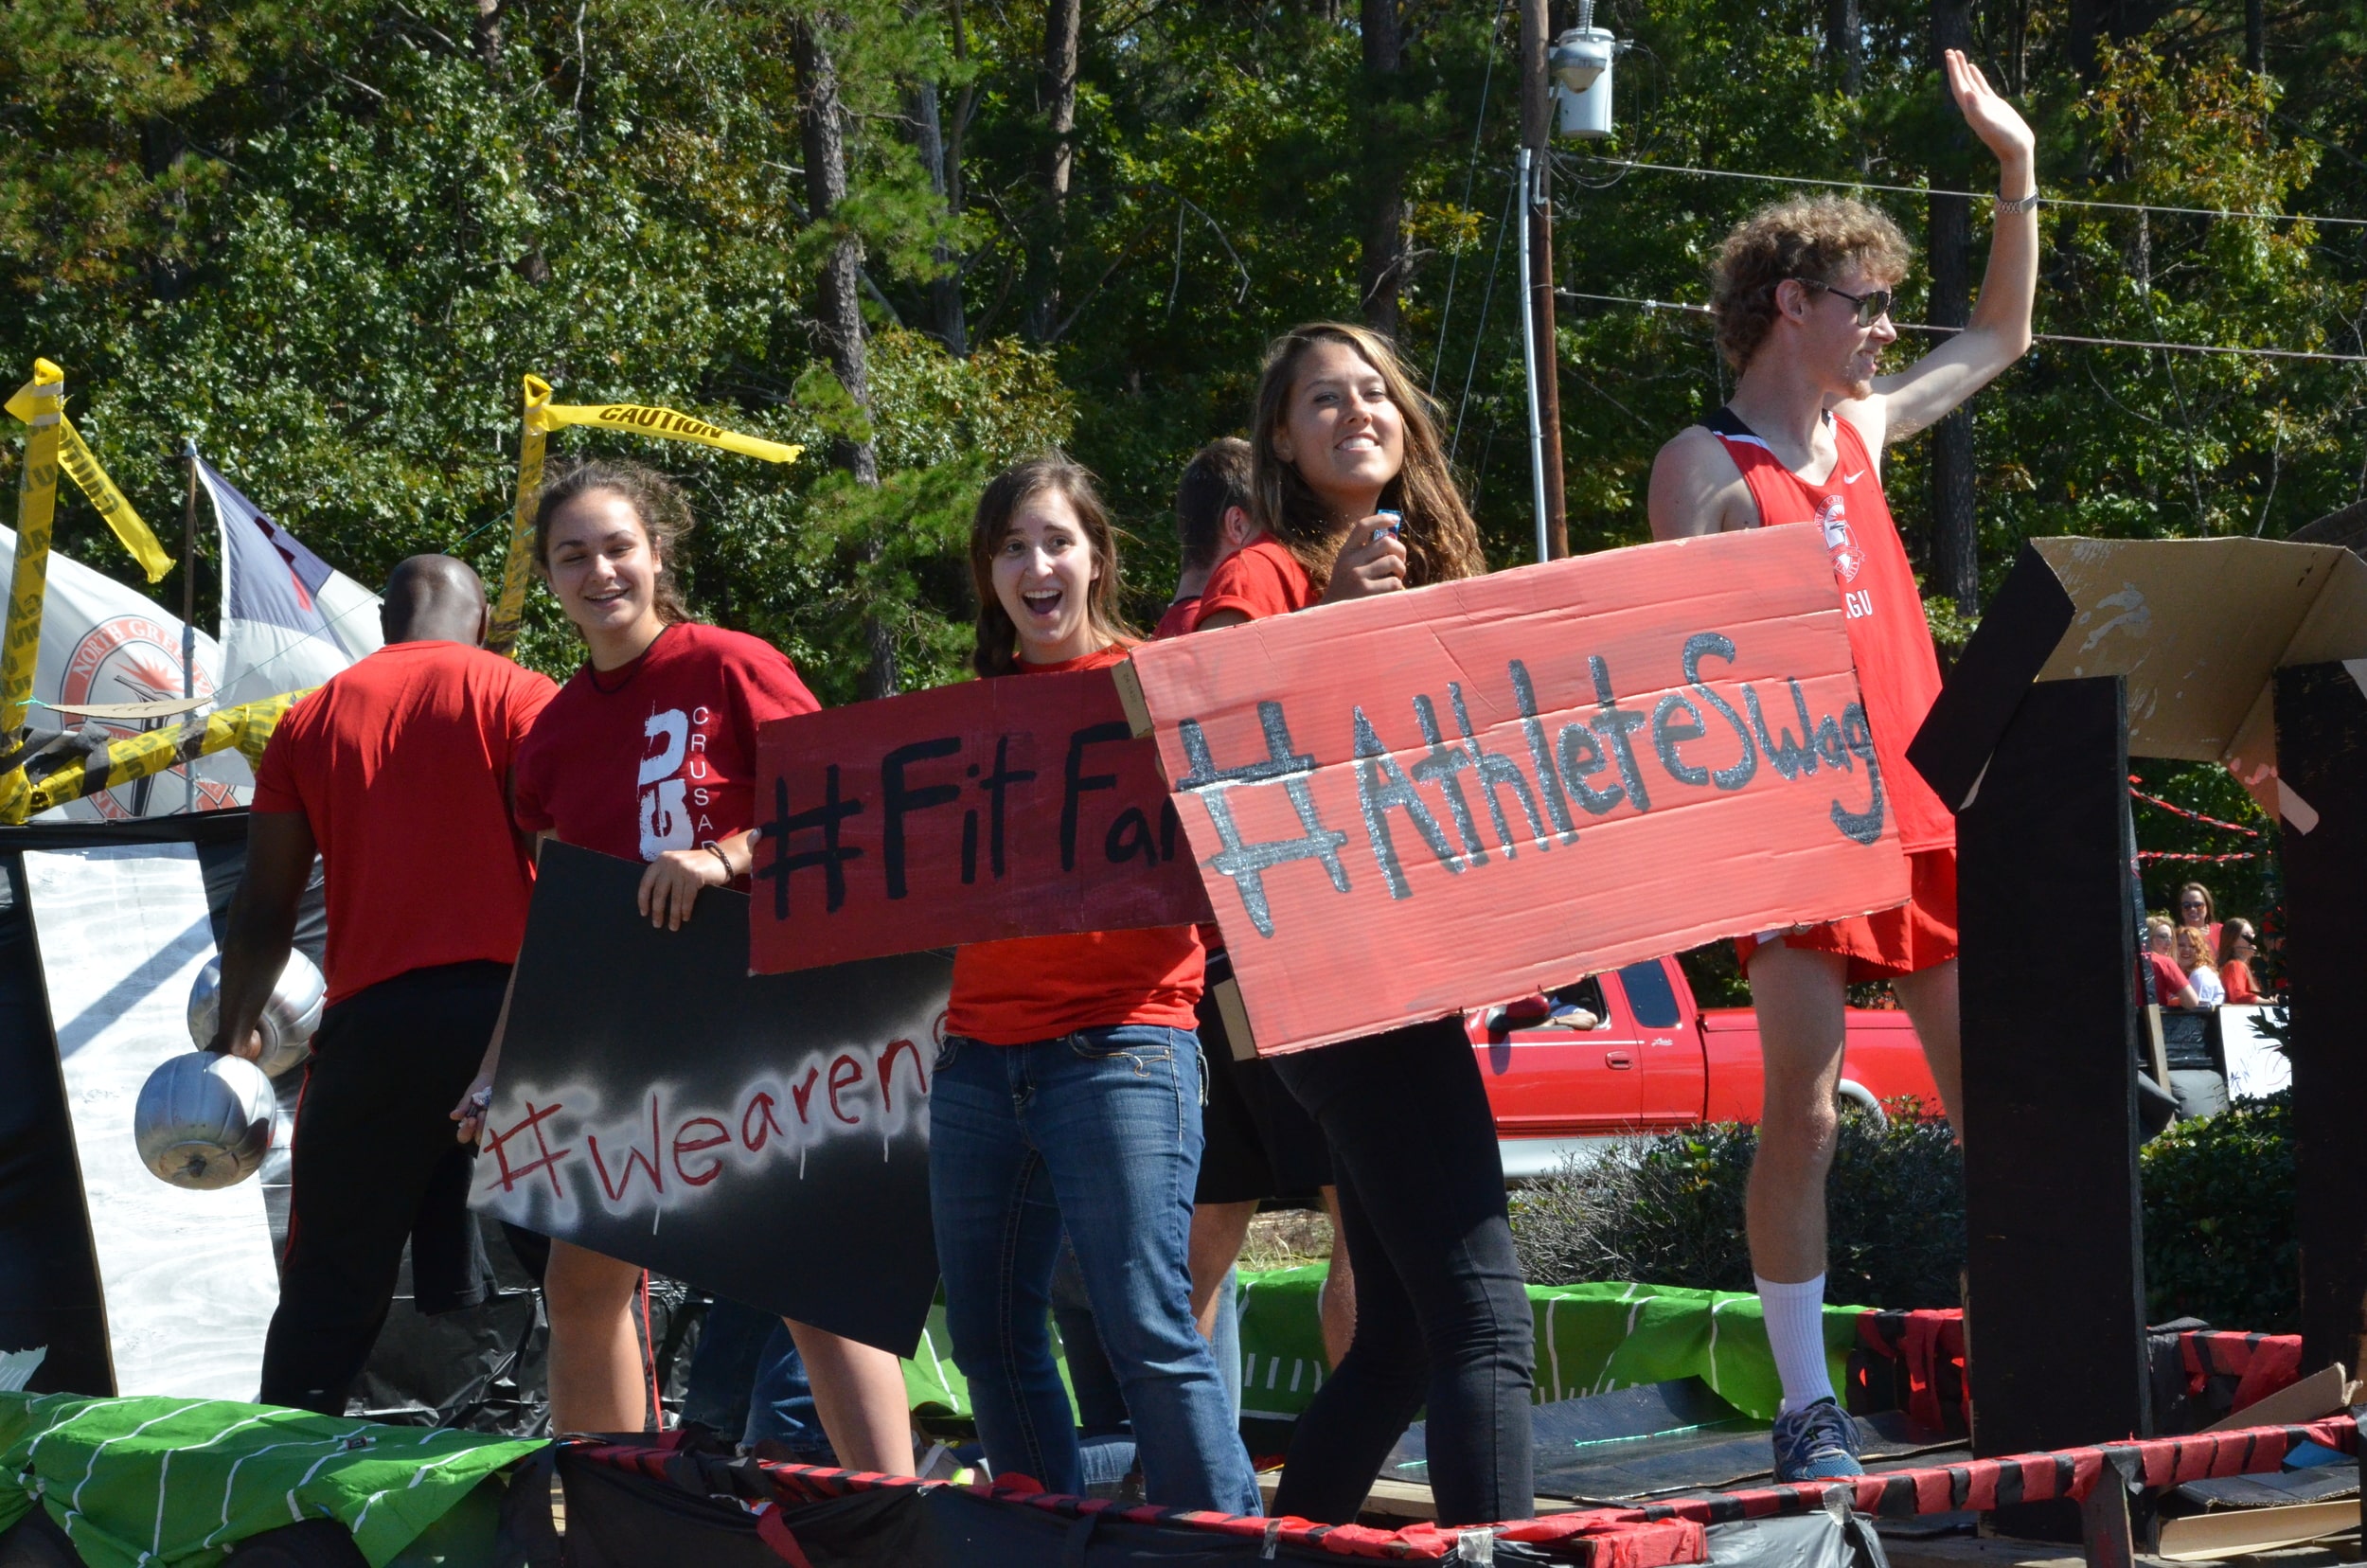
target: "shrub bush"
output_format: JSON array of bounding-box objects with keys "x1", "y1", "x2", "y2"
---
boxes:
[
  {"x1": 2140, "y1": 1095, "x2": 2295, "y2": 1331},
  {"x1": 1511, "y1": 1101, "x2": 1966, "y2": 1310},
  {"x1": 1513, "y1": 1095, "x2": 2300, "y2": 1329}
]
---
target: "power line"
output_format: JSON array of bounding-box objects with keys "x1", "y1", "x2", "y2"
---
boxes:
[
  {"x1": 1567, "y1": 154, "x2": 2367, "y2": 229},
  {"x1": 1555, "y1": 289, "x2": 2367, "y2": 364},
  {"x1": 1430, "y1": 0, "x2": 1513, "y2": 397}
]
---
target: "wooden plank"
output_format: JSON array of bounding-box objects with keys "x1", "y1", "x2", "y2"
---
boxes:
[
  {"x1": 2080, "y1": 1461, "x2": 2137, "y2": 1568},
  {"x1": 1957, "y1": 677, "x2": 2151, "y2": 1542},
  {"x1": 2274, "y1": 664, "x2": 2367, "y2": 1379},
  {"x1": 2200, "y1": 1363, "x2": 2349, "y2": 1434},
  {"x1": 2155, "y1": 1500, "x2": 2362, "y2": 1561}
]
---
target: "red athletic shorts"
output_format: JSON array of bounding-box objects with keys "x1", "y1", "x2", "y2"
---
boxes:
[{"x1": 1734, "y1": 847, "x2": 1959, "y2": 984}]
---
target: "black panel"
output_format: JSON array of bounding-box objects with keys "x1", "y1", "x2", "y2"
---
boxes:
[
  {"x1": 2274, "y1": 664, "x2": 2367, "y2": 1376},
  {"x1": 1907, "y1": 542, "x2": 2077, "y2": 812},
  {"x1": 1956, "y1": 677, "x2": 2149, "y2": 1536}
]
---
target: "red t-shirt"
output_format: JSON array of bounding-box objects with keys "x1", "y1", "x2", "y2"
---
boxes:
[
  {"x1": 512, "y1": 622, "x2": 818, "y2": 861},
  {"x1": 1706, "y1": 410, "x2": 1955, "y2": 854},
  {"x1": 1194, "y1": 537, "x2": 1316, "y2": 627},
  {"x1": 2220, "y1": 957, "x2": 2260, "y2": 1003},
  {"x1": 1152, "y1": 596, "x2": 1201, "y2": 641},
  {"x1": 947, "y1": 646, "x2": 1204, "y2": 1044},
  {"x1": 2147, "y1": 952, "x2": 2192, "y2": 1007},
  {"x1": 252, "y1": 641, "x2": 557, "y2": 1004}
]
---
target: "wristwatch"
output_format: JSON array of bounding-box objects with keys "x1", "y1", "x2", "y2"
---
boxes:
[{"x1": 1994, "y1": 190, "x2": 2041, "y2": 215}]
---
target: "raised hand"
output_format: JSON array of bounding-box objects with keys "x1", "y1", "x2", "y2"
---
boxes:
[{"x1": 1945, "y1": 48, "x2": 2035, "y2": 172}]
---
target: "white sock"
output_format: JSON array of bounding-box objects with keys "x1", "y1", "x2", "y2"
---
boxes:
[{"x1": 1756, "y1": 1273, "x2": 1837, "y2": 1417}]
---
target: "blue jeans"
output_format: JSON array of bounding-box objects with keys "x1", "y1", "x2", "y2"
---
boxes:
[
  {"x1": 679, "y1": 1298, "x2": 831, "y2": 1458},
  {"x1": 930, "y1": 1025, "x2": 1259, "y2": 1515}
]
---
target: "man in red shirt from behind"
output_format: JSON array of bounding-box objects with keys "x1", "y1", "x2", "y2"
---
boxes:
[
  {"x1": 211, "y1": 555, "x2": 556, "y2": 1416},
  {"x1": 1646, "y1": 51, "x2": 2036, "y2": 1482}
]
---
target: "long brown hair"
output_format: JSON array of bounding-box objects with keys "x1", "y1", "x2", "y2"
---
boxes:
[
  {"x1": 1247, "y1": 322, "x2": 1486, "y2": 594},
  {"x1": 532, "y1": 458, "x2": 696, "y2": 627},
  {"x1": 969, "y1": 453, "x2": 1136, "y2": 678}
]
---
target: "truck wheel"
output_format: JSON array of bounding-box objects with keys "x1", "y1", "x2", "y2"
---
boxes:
[{"x1": 1835, "y1": 1079, "x2": 1888, "y2": 1130}]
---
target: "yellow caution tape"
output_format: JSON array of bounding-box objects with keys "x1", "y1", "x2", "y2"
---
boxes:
[
  {"x1": 487, "y1": 377, "x2": 552, "y2": 655},
  {"x1": 487, "y1": 374, "x2": 803, "y2": 655},
  {"x1": 4, "y1": 362, "x2": 172, "y2": 584},
  {"x1": 19, "y1": 688, "x2": 314, "y2": 819},
  {"x1": 0, "y1": 361, "x2": 64, "y2": 759}
]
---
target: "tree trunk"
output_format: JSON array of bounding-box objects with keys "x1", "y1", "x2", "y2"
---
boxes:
[
  {"x1": 2245, "y1": 0, "x2": 2265, "y2": 73},
  {"x1": 1927, "y1": 0, "x2": 1978, "y2": 615},
  {"x1": 797, "y1": 15, "x2": 895, "y2": 699},
  {"x1": 1825, "y1": 0, "x2": 1863, "y2": 96},
  {"x1": 1358, "y1": 0, "x2": 1405, "y2": 338},
  {"x1": 474, "y1": 0, "x2": 505, "y2": 76},
  {"x1": 910, "y1": 80, "x2": 969, "y2": 354},
  {"x1": 1023, "y1": 0, "x2": 1082, "y2": 343}
]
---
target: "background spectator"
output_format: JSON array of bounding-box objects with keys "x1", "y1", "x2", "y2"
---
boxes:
[
  {"x1": 2147, "y1": 918, "x2": 2198, "y2": 1008},
  {"x1": 2217, "y1": 920, "x2": 2262, "y2": 1004},
  {"x1": 2176, "y1": 883, "x2": 2223, "y2": 950},
  {"x1": 2179, "y1": 925, "x2": 2225, "y2": 1007}
]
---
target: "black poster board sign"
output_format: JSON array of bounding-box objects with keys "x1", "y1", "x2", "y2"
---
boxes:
[{"x1": 472, "y1": 843, "x2": 945, "y2": 1357}]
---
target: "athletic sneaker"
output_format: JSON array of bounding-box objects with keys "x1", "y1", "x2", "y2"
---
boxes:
[{"x1": 1771, "y1": 1398, "x2": 1864, "y2": 1482}]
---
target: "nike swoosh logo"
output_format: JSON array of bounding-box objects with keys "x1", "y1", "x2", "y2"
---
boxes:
[{"x1": 1839, "y1": 470, "x2": 1865, "y2": 484}]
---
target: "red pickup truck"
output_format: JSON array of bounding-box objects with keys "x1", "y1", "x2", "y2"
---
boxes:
[{"x1": 1468, "y1": 956, "x2": 1942, "y2": 1180}]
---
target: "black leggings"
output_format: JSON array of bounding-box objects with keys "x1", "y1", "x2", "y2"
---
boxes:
[
  {"x1": 1269, "y1": 1017, "x2": 1534, "y2": 1526},
  {"x1": 258, "y1": 962, "x2": 507, "y2": 1415}
]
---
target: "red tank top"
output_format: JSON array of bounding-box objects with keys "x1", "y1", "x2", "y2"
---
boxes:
[{"x1": 1704, "y1": 408, "x2": 1954, "y2": 853}]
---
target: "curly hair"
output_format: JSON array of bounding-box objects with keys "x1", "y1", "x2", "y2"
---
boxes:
[
  {"x1": 969, "y1": 452, "x2": 1138, "y2": 678},
  {"x1": 1710, "y1": 196, "x2": 1912, "y2": 371},
  {"x1": 1248, "y1": 323, "x2": 1487, "y2": 593},
  {"x1": 531, "y1": 458, "x2": 696, "y2": 627}
]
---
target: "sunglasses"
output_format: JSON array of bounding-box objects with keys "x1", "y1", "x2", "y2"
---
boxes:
[{"x1": 1800, "y1": 279, "x2": 1894, "y2": 327}]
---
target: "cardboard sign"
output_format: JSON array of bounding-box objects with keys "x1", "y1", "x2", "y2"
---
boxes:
[
  {"x1": 472, "y1": 843, "x2": 945, "y2": 1357},
  {"x1": 1117, "y1": 526, "x2": 1911, "y2": 1055},
  {"x1": 1908, "y1": 536, "x2": 2367, "y2": 826},
  {"x1": 749, "y1": 668, "x2": 1210, "y2": 975}
]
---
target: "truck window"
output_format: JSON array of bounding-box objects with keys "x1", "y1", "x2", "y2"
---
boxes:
[
  {"x1": 1546, "y1": 974, "x2": 1608, "y2": 1018},
  {"x1": 1618, "y1": 961, "x2": 1682, "y2": 1028}
]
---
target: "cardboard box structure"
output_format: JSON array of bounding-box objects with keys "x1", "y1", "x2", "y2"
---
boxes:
[
  {"x1": 750, "y1": 668, "x2": 1209, "y2": 974},
  {"x1": 1118, "y1": 525, "x2": 1912, "y2": 1056},
  {"x1": 1908, "y1": 536, "x2": 2367, "y2": 822},
  {"x1": 1905, "y1": 534, "x2": 2367, "y2": 1499}
]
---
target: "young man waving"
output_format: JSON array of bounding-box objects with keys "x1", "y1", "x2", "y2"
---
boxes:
[{"x1": 1646, "y1": 48, "x2": 2037, "y2": 1483}]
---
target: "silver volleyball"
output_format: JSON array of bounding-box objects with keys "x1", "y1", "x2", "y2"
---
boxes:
[
  {"x1": 133, "y1": 1051, "x2": 278, "y2": 1189},
  {"x1": 187, "y1": 950, "x2": 327, "y2": 1078}
]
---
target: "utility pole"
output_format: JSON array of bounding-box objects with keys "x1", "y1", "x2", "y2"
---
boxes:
[{"x1": 1518, "y1": 0, "x2": 1567, "y2": 559}]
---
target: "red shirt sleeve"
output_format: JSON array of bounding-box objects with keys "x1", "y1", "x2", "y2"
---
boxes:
[
  {"x1": 250, "y1": 703, "x2": 313, "y2": 814},
  {"x1": 1194, "y1": 540, "x2": 1313, "y2": 627},
  {"x1": 2148, "y1": 953, "x2": 2188, "y2": 1005},
  {"x1": 721, "y1": 635, "x2": 820, "y2": 753},
  {"x1": 502, "y1": 666, "x2": 560, "y2": 757},
  {"x1": 510, "y1": 707, "x2": 561, "y2": 836}
]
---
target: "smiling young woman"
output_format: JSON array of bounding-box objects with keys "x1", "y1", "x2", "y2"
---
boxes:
[
  {"x1": 1187, "y1": 326, "x2": 1534, "y2": 1531},
  {"x1": 448, "y1": 458, "x2": 914, "y2": 1471},
  {"x1": 931, "y1": 454, "x2": 1259, "y2": 1515}
]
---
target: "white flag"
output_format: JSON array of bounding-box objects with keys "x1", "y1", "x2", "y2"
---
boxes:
[{"x1": 198, "y1": 455, "x2": 383, "y2": 711}]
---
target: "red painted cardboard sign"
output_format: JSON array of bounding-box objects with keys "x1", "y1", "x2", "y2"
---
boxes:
[
  {"x1": 749, "y1": 668, "x2": 1211, "y2": 974},
  {"x1": 1117, "y1": 525, "x2": 1912, "y2": 1055}
]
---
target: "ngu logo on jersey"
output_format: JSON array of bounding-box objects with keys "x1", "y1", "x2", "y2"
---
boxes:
[{"x1": 1816, "y1": 495, "x2": 1866, "y2": 584}]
